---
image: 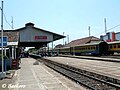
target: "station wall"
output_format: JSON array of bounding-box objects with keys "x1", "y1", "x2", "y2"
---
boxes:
[{"x1": 19, "y1": 27, "x2": 53, "y2": 42}]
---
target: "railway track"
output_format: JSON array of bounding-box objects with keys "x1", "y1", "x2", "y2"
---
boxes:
[
  {"x1": 101, "y1": 55, "x2": 120, "y2": 59},
  {"x1": 40, "y1": 58, "x2": 120, "y2": 90},
  {"x1": 59, "y1": 55, "x2": 120, "y2": 63},
  {"x1": 29, "y1": 54, "x2": 120, "y2": 90}
]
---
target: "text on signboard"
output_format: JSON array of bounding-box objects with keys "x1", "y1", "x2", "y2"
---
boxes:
[{"x1": 35, "y1": 36, "x2": 47, "y2": 40}]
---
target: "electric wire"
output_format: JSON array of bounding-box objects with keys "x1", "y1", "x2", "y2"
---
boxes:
[
  {"x1": 3, "y1": 12, "x2": 13, "y2": 29},
  {"x1": 94, "y1": 24, "x2": 120, "y2": 36},
  {"x1": 0, "y1": 6, "x2": 13, "y2": 29}
]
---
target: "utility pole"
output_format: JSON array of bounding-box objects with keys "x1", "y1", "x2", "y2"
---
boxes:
[
  {"x1": 88, "y1": 26, "x2": 90, "y2": 37},
  {"x1": 63, "y1": 32, "x2": 64, "y2": 45},
  {"x1": 11, "y1": 16, "x2": 14, "y2": 29},
  {"x1": 104, "y1": 18, "x2": 107, "y2": 34},
  {"x1": 1, "y1": 1, "x2": 4, "y2": 77},
  {"x1": 67, "y1": 35, "x2": 69, "y2": 44}
]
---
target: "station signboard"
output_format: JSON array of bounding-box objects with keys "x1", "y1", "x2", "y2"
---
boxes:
[
  {"x1": 0, "y1": 37, "x2": 7, "y2": 47},
  {"x1": 34, "y1": 36, "x2": 47, "y2": 40}
]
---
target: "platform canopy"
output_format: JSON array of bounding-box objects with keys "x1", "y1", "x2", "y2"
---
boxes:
[{"x1": 2, "y1": 22, "x2": 65, "y2": 48}]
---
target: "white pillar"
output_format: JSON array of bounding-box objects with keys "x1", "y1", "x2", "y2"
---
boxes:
[
  {"x1": 52, "y1": 41, "x2": 54, "y2": 56},
  {"x1": 14, "y1": 46, "x2": 16, "y2": 59},
  {"x1": 12, "y1": 46, "x2": 14, "y2": 59},
  {"x1": 47, "y1": 43, "x2": 49, "y2": 55},
  {"x1": 4, "y1": 47, "x2": 6, "y2": 56},
  {"x1": 9, "y1": 46, "x2": 12, "y2": 60}
]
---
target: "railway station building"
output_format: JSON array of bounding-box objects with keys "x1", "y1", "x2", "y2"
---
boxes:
[{"x1": 0, "y1": 22, "x2": 65, "y2": 69}]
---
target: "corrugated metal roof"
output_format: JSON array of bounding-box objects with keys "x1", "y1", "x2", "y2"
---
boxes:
[
  {"x1": 107, "y1": 40, "x2": 120, "y2": 44},
  {"x1": 15, "y1": 22, "x2": 65, "y2": 41},
  {"x1": 0, "y1": 22, "x2": 65, "y2": 47}
]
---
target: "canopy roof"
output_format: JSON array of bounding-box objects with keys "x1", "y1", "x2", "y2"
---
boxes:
[{"x1": 1, "y1": 22, "x2": 65, "y2": 47}]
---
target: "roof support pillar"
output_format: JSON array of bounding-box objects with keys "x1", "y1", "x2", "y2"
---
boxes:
[
  {"x1": 52, "y1": 40, "x2": 54, "y2": 56},
  {"x1": 47, "y1": 43, "x2": 49, "y2": 56},
  {"x1": 12, "y1": 46, "x2": 14, "y2": 59}
]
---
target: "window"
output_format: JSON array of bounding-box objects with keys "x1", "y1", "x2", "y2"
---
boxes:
[
  {"x1": 110, "y1": 45, "x2": 112, "y2": 49},
  {"x1": 118, "y1": 44, "x2": 120, "y2": 48},
  {"x1": 88, "y1": 47, "x2": 90, "y2": 50},
  {"x1": 91, "y1": 47, "x2": 93, "y2": 49},
  {"x1": 114, "y1": 45, "x2": 116, "y2": 48},
  {"x1": 81, "y1": 48, "x2": 82, "y2": 50}
]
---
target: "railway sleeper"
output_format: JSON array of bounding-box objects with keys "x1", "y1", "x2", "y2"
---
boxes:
[
  {"x1": 45, "y1": 63, "x2": 117, "y2": 89},
  {"x1": 41, "y1": 58, "x2": 120, "y2": 89},
  {"x1": 44, "y1": 62, "x2": 95, "y2": 89},
  {"x1": 52, "y1": 60, "x2": 120, "y2": 86}
]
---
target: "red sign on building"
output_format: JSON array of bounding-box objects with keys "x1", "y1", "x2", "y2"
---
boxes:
[{"x1": 35, "y1": 36, "x2": 47, "y2": 40}]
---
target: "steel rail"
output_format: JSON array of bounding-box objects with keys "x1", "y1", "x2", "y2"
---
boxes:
[
  {"x1": 42, "y1": 58, "x2": 120, "y2": 90},
  {"x1": 29, "y1": 54, "x2": 120, "y2": 90}
]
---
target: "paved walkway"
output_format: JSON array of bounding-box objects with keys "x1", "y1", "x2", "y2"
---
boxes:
[{"x1": 9, "y1": 58, "x2": 85, "y2": 90}]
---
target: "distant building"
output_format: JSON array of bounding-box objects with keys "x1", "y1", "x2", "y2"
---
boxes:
[
  {"x1": 100, "y1": 32, "x2": 120, "y2": 42},
  {"x1": 55, "y1": 44, "x2": 63, "y2": 48},
  {"x1": 115, "y1": 32, "x2": 120, "y2": 40}
]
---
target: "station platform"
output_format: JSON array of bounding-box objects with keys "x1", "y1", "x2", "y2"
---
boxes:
[
  {"x1": 44, "y1": 57, "x2": 120, "y2": 80},
  {"x1": 8, "y1": 58, "x2": 86, "y2": 90}
]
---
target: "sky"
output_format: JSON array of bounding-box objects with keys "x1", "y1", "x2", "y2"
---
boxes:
[{"x1": 1, "y1": 0, "x2": 120, "y2": 46}]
